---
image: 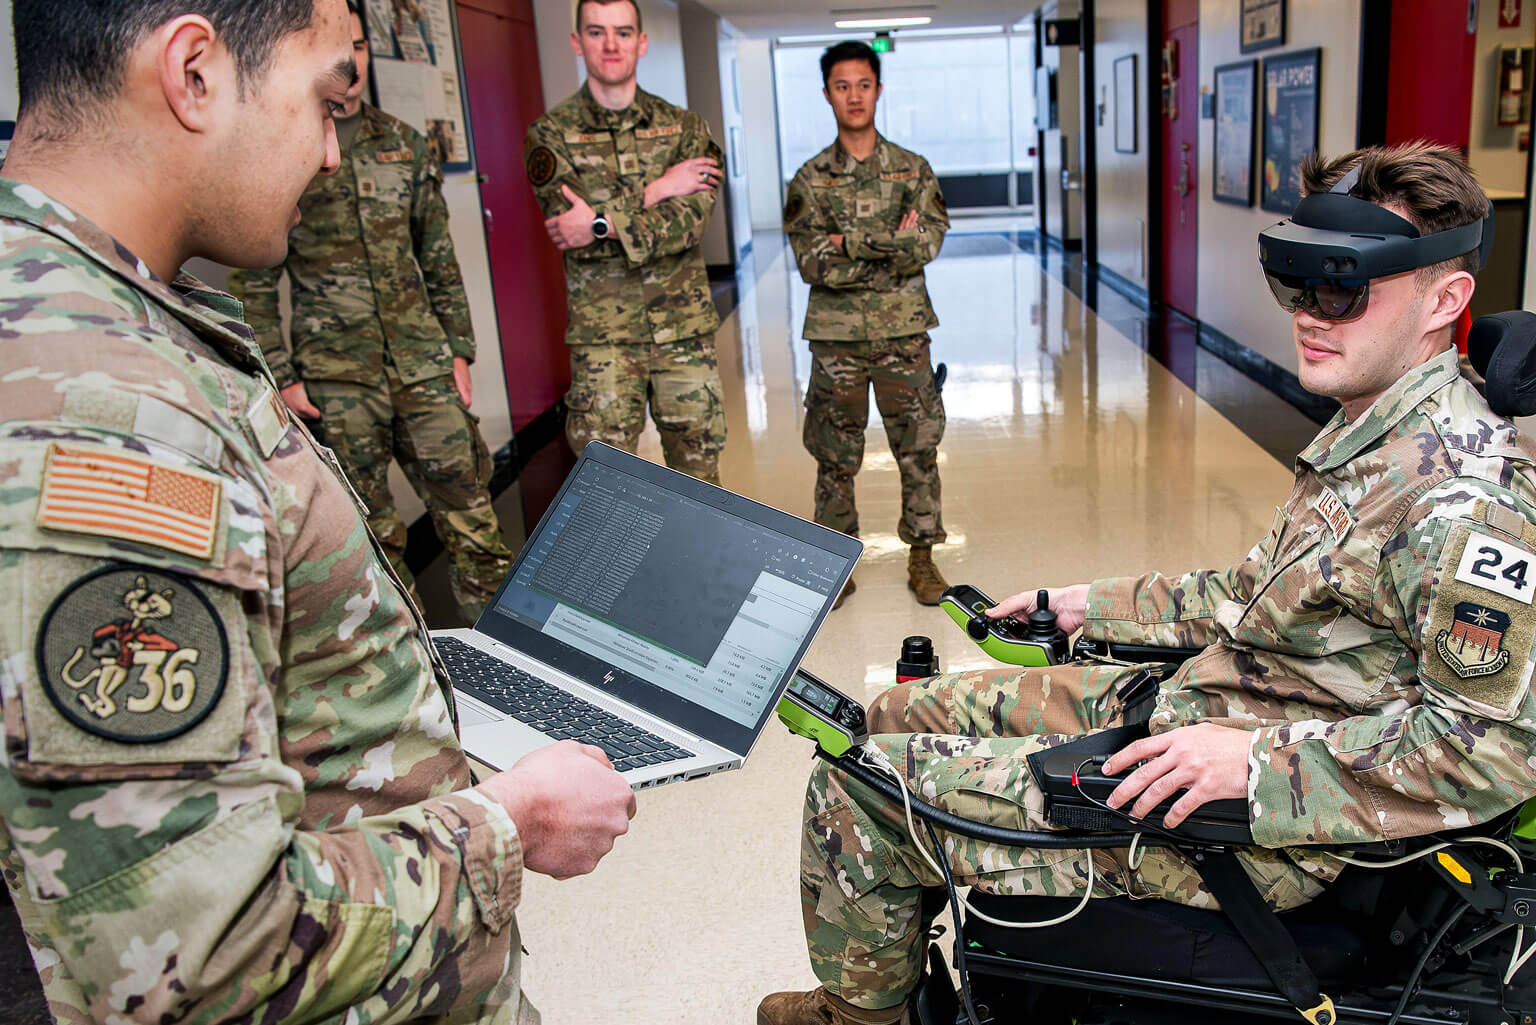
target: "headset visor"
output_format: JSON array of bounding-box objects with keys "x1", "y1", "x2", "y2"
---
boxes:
[{"x1": 1264, "y1": 272, "x2": 1371, "y2": 321}]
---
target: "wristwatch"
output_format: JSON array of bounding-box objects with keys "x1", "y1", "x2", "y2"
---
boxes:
[{"x1": 591, "y1": 213, "x2": 611, "y2": 239}]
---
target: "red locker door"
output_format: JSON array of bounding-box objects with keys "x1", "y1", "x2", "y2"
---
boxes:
[
  {"x1": 457, "y1": 0, "x2": 569, "y2": 431},
  {"x1": 1158, "y1": 1, "x2": 1198, "y2": 318}
]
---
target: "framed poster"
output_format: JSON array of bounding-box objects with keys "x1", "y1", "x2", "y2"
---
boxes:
[
  {"x1": 362, "y1": 0, "x2": 475, "y2": 171},
  {"x1": 1260, "y1": 48, "x2": 1319, "y2": 214},
  {"x1": 1241, "y1": 0, "x2": 1286, "y2": 54},
  {"x1": 1213, "y1": 60, "x2": 1257, "y2": 205},
  {"x1": 1113, "y1": 55, "x2": 1138, "y2": 154}
]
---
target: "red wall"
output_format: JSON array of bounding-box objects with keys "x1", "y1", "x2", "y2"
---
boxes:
[
  {"x1": 1385, "y1": 0, "x2": 1476, "y2": 148},
  {"x1": 458, "y1": 0, "x2": 571, "y2": 431}
]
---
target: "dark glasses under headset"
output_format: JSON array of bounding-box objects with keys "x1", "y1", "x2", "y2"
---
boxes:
[{"x1": 1263, "y1": 273, "x2": 1371, "y2": 322}]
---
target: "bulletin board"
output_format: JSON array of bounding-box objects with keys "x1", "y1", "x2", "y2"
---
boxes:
[{"x1": 362, "y1": 0, "x2": 475, "y2": 172}]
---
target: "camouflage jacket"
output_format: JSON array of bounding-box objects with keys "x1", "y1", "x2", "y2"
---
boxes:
[
  {"x1": 1084, "y1": 349, "x2": 1536, "y2": 854},
  {"x1": 523, "y1": 84, "x2": 722, "y2": 347},
  {"x1": 0, "y1": 181, "x2": 528, "y2": 1025},
  {"x1": 228, "y1": 104, "x2": 474, "y2": 390},
  {"x1": 783, "y1": 135, "x2": 948, "y2": 342}
]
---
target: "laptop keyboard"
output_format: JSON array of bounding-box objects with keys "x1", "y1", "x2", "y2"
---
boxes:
[{"x1": 436, "y1": 636, "x2": 696, "y2": 773}]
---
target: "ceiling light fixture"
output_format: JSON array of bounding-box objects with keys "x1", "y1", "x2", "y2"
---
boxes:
[{"x1": 833, "y1": 16, "x2": 933, "y2": 28}]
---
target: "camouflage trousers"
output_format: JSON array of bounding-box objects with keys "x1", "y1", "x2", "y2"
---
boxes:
[
  {"x1": 308, "y1": 369, "x2": 514, "y2": 623},
  {"x1": 804, "y1": 333, "x2": 945, "y2": 546},
  {"x1": 801, "y1": 663, "x2": 1331, "y2": 1011},
  {"x1": 565, "y1": 336, "x2": 726, "y2": 485}
]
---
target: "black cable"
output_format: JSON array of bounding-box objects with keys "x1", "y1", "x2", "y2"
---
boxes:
[
  {"x1": 923, "y1": 817, "x2": 987, "y2": 1025},
  {"x1": 1385, "y1": 903, "x2": 1468, "y2": 1025},
  {"x1": 822, "y1": 749, "x2": 1169, "y2": 850}
]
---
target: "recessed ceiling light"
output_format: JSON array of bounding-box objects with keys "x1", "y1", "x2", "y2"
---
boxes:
[{"x1": 833, "y1": 16, "x2": 933, "y2": 28}]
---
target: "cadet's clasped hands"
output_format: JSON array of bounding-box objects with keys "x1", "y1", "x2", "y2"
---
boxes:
[
  {"x1": 988, "y1": 586, "x2": 1252, "y2": 829},
  {"x1": 543, "y1": 155, "x2": 721, "y2": 251}
]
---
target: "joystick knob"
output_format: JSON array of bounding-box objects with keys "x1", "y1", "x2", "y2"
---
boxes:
[
  {"x1": 1026, "y1": 589, "x2": 1059, "y2": 637},
  {"x1": 966, "y1": 614, "x2": 990, "y2": 640}
]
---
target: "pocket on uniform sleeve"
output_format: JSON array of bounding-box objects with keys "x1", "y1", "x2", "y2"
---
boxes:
[{"x1": 1419, "y1": 522, "x2": 1536, "y2": 721}]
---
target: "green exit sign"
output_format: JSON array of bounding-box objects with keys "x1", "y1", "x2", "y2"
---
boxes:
[{"x1": 871, "y1": 33, "x2": 894, "y2": 53}]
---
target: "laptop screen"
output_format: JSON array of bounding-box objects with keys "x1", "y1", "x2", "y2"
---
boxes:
[{"x1": 486, "y1": 454, "x2": 854, "y2": 743}]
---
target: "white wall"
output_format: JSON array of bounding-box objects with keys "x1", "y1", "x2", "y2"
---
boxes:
[
  {"x1": 1196, "y1": 0, "x2": 1360, "y2": 373},
  {"x1": 737, "y1": 38, "x2": 783, "y2": 232},
  {"x1": 1469, "y1": 0, "x2": 1536, "y2": 198},
  {"x1": 1093, "y1": 0, "x2": 1151, "y2": 290},
  {"x1": 679, "y1": 0, "x2": 733, "y2": 266}
]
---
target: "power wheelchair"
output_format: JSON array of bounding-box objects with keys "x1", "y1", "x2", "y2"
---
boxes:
[{"x1": 903, "y1": 314, "x2": 1536, "y2": 1025}]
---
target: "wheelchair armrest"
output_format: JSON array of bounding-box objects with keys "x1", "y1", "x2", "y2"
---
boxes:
[
  {"x1": 1072, "y1": 637, "x2": 1205, "y2": 669},
  {"x1": 1027, "y1": 725, "x2": 1255, "y2": 847}
]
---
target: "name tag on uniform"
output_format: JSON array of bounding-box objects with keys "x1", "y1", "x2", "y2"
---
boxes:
[
  {"x1": 1313, "y1": 487, "x2": 1352, "y2": 541},
  {"x1": 880, "y1": 169, "x2": 919, "y2": 182},
  {"x1": 856, "y1": 198, "x2": 878, "y2": 218},
  {"x1": 357, "y1": 177, "x2": 377, "y2": 198},
  {"x1": 1455, "y1": 533, "x2": 1536, "y2": 605},
  {"x1": 565, "y1": 132, "x2": 607, "y2": 144},
  {"x1": 635, "y1": 124, "x2": 683, "y2": 139},
  {"x1": 375, "y1": 148, "x2": 413, "y2": 163},
  {"x1": 617, "y1": 152, "x2": 641, "y2": 176}
]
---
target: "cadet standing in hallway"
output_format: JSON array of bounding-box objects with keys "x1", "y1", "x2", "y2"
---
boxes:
[
  {"x1": 229, "y1": 1, "x2": 513, "y2": 623},
  {"x1": 784, "y1": 40, "x2": 951, "y2": 608},
  {"x1": 525, "y1": 0, "x2": 728, "y2": 484}
]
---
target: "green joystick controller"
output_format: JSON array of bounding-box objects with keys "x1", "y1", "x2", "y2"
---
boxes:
[{"x1": 939, "y1": 585, "x2": 1071, "y2": 667}]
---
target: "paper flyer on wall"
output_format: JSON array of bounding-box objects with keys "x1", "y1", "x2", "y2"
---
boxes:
[{"x1": 373, "y1": 58, "x2": 471, "y2": 168}]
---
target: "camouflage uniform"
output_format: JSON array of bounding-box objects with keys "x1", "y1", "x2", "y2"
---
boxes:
[
  {"x1": 523, "y1": 84, "x2": 726, "y2": 485},
  {"x1": 0, "y1": 182, "x2": 532, "y2": 1024},
  {"x1": 228, "y1": 103, "x2": 512, "y2": 622},
  {"x1": 784, "y1": 136, "x2": 948, "y2": 545},
  {"x1": 801, "y1": 348, "x2": 1536, "y2": 1011}
]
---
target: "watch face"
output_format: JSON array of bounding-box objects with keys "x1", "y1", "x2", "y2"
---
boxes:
[{"x1": 593, "y1": 217, "x2": 609, "y2": 238}]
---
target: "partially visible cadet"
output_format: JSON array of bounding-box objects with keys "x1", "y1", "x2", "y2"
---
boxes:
[
  {"x1": 229, "y1": 1, "x2": 512, "y2": 623},
  {"x1": 524, "y1": 0, "x2": 727, "y2": 484},
  {"x1": 784, "y1": 40, "x2": 950, "y2": 609},
  {"x1": 0, "y1": 1, "x2": 637, "y2": 1021}
]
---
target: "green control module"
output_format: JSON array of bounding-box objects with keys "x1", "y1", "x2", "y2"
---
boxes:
[
  {"x1": 938, "y1": 584, "x2": 1071, "y2": 667},
  {"x1": 776, "y1": 669, "x2": 869, "y2": 757}
]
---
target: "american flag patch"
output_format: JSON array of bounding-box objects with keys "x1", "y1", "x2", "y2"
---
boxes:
[{"x1": 37, "y1": 444, "x2": 222, "y2": 559}]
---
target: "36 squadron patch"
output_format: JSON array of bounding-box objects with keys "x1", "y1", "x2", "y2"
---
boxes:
[
  {"x1": 35, "y1": 566, "x2": 229, "y2": 743},
  {"x1": 783, "y1": 193, "x2": 806, "y2": 224},
  {"x1": 527, "y1": 146, "x2": 557, "y2": 187},
  {"x1": 1436, "y1": 602, "x2": 1512, "y2": 678}
]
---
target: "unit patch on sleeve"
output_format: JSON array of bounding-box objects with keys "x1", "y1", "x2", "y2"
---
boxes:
[
  {"x1": 37, "y1": 443, "x2": 222, "y2": 560},
  {"x1": 35, "y1": 566, "x2": 229, "y2": 743},
  {"x1": 526, "y1": 146, "x2": 557, "y2": 187},
  {"x1": 1421, "y1": 523, "x2": 1536, "y2": 719},
  {"x1": 783, "y1": 192, "x2": 806, "y2": 225}
]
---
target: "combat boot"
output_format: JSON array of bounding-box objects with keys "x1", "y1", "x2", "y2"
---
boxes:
[
  {"x1": 756, "y1": 987, "x2": 911, "y2": 1025},
  {"x1": 906, "y1": 545, "x2": 948, "y2": 606},
  {"x1": 832, "y1": 575, "x2": 857, "y2": 610}
]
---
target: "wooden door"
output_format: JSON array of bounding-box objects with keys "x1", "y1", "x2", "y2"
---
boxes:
[
  {"x1": 1158, "y1": 1, "x2": 1198, "y2": 317},
  {"x1": 457, "y1": 0, "x2": 569, "y2": 432}
]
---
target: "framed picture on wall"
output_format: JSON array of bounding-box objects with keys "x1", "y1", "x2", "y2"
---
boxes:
[
  {"x1": 1213, "y1": 60, "x2": 1257, "y2": 205},
  {"x1": 1241, "y1": 0, "x2": 1286, "y2": 54},
  {"x1": 1260, "y1": 48, "x2": 1320, "y2": 215},
  {"x1": 1113, "y1": 55, "x2": 1138, "y2": 154}
]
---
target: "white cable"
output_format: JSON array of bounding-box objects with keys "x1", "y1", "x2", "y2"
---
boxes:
[
  {"x1": 1330, "y1": 834, "x2": 1532, "y2": 984},
  {"x1": 858, "y1": 744, "x2": 1097, "y2": 930}
]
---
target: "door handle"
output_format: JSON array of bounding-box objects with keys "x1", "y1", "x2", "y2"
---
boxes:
[
  {"x1": 1177, "y1": 161, "x2": 1189, "y2": 197},
  {"x1": 483, "y1": 208, "x2": 494, "y2": 234}
]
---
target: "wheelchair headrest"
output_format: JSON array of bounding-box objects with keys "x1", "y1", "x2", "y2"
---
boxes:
[{"x1": 1468, "y1": 311, "x2": 1536, "y2": 418}]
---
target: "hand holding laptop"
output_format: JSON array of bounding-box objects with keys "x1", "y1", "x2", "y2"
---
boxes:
[{"x1": 480, "y1": 740, "x2": 638, "y2": 879}]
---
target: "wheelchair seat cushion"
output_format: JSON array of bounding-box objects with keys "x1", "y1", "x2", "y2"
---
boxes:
[{"x1": 962, "y1": 891, "x2": 1367, "y2": 989}]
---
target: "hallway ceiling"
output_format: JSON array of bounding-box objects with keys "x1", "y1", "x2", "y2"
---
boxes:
[{"x1": 704, "y1": 0, "x2": 1046, "y2": 39}]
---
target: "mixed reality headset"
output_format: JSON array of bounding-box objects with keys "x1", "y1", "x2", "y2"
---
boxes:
[{"x1": 1257, "y1": 164, "x2": 1495, "y2": 321}]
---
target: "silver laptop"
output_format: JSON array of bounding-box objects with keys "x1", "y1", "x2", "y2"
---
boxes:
[{"x1": 432, "y1": 443, "x2": 862, "y2": 790}]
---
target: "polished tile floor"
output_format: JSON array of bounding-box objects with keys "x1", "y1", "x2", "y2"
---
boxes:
[{"x1": 512, "y1": 226, "x2": 1300, "y2": 1024}]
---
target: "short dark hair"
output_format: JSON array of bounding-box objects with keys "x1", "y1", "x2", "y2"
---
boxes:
[
  {"x1": 820, "y1": 41, "x2": 881, "y2": 87},
  {"x1": 576, "y1": 0, "x2": 643, "y2": 33},
  {"x1": 1302, "y1": 142, "x2": 1491, "y2": 281},
  {"x1": 14, "y1": 0, "x2": 316, "y2": 129}
]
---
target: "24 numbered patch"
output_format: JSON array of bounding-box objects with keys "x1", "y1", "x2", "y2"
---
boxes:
[{"x1": 35, "y1": 566, "x2": 229, "y2": 743}]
